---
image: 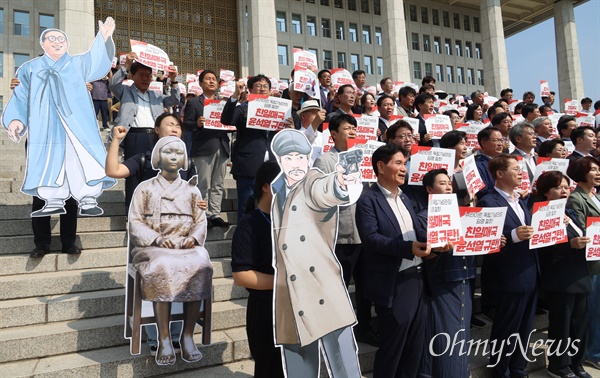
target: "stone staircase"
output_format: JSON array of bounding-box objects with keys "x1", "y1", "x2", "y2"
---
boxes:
[{"x1": 2, "y1": 129, "x2": 597, "y2": 378}]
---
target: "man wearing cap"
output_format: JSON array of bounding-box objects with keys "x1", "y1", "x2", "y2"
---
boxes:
[
  {"x1": 270, "y1": 129, "x2": 362, "y2": 377},
  {"x1": 296, "y1": 100, "x2": 325, "y2": 163}
]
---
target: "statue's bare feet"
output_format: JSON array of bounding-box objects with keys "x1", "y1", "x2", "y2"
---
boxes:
[
  {"x1": 155, "y1": 338, "x2": 176, "y2": 365},
  {"x1": 180, "y1": 334, "x2": 203, "y2": 363}
]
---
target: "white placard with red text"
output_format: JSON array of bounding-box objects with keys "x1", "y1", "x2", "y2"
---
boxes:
[
  {"x1": 425, "y1": 114, "x2": 452, "y2": 139},
  {"x1": 455, "y1": 207, "x2": 507, "y2": 255},
  {"x1": 347, "y1": 139, "x2": 385, "y2": 182},
  {"x1": 531, "y1": 157, "x2": 569, "y2": 190},
  {"x1": 352, "y1": 114, "x2": 379, "y2": 141},
  {"x1": 320, "y1": 122, "x2": 335, "y2": 154},
  {"x1": 585, "y1": 217, "x2": 600, "y2": 261},
  {"x1": 456, "y1": 123, "x2": 486, "y2": 149},
  {"x1": 148, "y1": 82, "x2": 163, "y2": 94},
  {"x1": 408, "y1": 146, "x2": 455, "y2": 186},
  {"x1": 514, "y1": 156, "x2": 532, "y2": 193},
  {"x1": 576, "y1": 112, "x2": 595, "y2": 127},
  {"x1": 392, "y1": 81, "x2": 419, "y2": 94},
  {"x1": 246, "y1": 94, "x2": 292, "y2": 131},
  {"x1": 427, "y1": 194, "x2": 464, "y2": 248},
  {"x1": 390, "y1": 115, "x2": 419, "y2": 135},
  {"x1": 293, "y1": 48, "x2": 318, "y2": 72},
  {"x1": 203, "y1": 99, "x2": 237, "y2": 131},
  {"x1": 461, "y1": 154, "x2": 486, "y2": 196},
  {"x1": 188, "y1": 83, "x2": 202, "y2": 95},
  {"x1": 293, "y1": 69, "x2": 320, "y2": 100},
  {"x1": 540, "y1": 80, "x2": 551, "y2": 98},
  {"x1": 330, "y1": 68, "x2": 356, "y2": 90},
  {"x1": 177, "y1": 83, "x2": 187, "y2": 95},
  {"x1": 119, "y1": 54, "x2": 127, "y2": 65},
  {"x1": 219, "y1": 80, "x2": 236, "y2": 98},
  {"x1": 564, "y1": 99, "x2": 579, "y2": 115},
  {"x1": 530, "y1": 199, "x2": 568, "y2": 249},
  {"x1": 186, "y1": 73, "x2": 198, "y2": 83},
  {"x1": 130, "y1": 39, "x2": 171, "y2": 74},
  {"x1": 219, "y1": 69, "x2": 235, "y2": 82}
]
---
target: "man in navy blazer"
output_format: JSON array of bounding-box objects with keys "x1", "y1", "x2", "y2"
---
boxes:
[
  {"x1": 220, "y1": 74, "x2": 277, "y2": 221},
  {"x1": 356, "y1": 143, "x2": 432, "y2": 377},
  {"x1": 478, "y1": 154, "x2": 539, "y2": 378}
]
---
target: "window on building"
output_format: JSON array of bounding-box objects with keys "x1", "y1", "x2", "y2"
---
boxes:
[
  {"x1": 374, "y1": 0, "x2": 381, "y2": 15},
  {"x1": 364, "y1": 55, "x2": 373, "y2": 74},
  {"x1": 307, "y1": 16, "x2": 317, "y2": 36},
  {"x1": 335, "y1": 21, "x2": 344, "y2": 39},
  {"x1": 375, "y1": 27, "x2": 382, "y2": 45},
  {"x1": 278, "y1": 45, "x2": 288, "y2": 65},
  {"x1": 292, "y1": 14, "x2": 302, "y2": 34},
  {"x1": 444, "y1": 38, "x2": 452, "y2": 55},
  {"x1": 377, "y1": 57, "x2": 383, "y2": 75},
  {"x1": 350, "y1": 54, "x2": 359, "y2": 71},
  {"x1": 14, "y1": 53, "x2": 30, "y2": 73},
  {"x1": 477, "y1": 69, "x2": 483, "y2": 85},
  {"x1": 455, "y1": 40, "x2": 462, "y2": 56},
  {"x1": 306, "y1": 0, "x2": 315, "y2": 3},
  {"x1": 432, "y1": 9, "x2": 439, "y2": 26},
  {"x1": 436, "y1": 64, "x2": 444, "y2": 82},
  {"x1": 349, "y1": 23, "x2": 358, "y2": 42},
  {"x1": 276, "y1": 12, "x2": 286, "y2": 32},
  {"x1": 39, "y1": 14, "x2": 55, "y2": 35},
  {"x1": 308, "y1": 48, "x2": 318, "y2": 58},
  {"x1": 411, "y1": 33, "x2": 419, "y2": 50},
  {"x1": 338, "y1": 52, "x2": 346, "y2": 68},
  {"x1": 475, "y1": 43, "x2": 482, "y2": 59},
  {"x1": 362, "y1": 25, "x2": 371, "y2": 44},
  {"x1": 453, "y1": 13, "x2": 461, "y2": 29},
  {"x1": 446, "y1": 66, "x2": 454, "y2": 82},
  {"x1": 421, "y1": 7, "x2": 428, "y2": 24},
  {"x1": 321, "y1": 18, "x2": 331, "y2": 38},
  {"x1": 457, "y1": 67, "x2": 464, "y2": 84},
  {"x1": 465, "y1": 41, "x2": 472, "y2": 58},
  {"x1": 463, "y1": 15, "x2": 470, "y2": 31},
  {"x1": 0, "y1": 9, "x2": 4, "y2": 33},
  {"x1": 467, "y1": 68, "x2": 474, "y2": 85},
  {"x1": 443, "y1": 11, "x2": 450, "y2": 27},
  {"x1": 361, "y1": 0, "x2": 369, "y2": 13},
  {"x1": 14, "y1": 11, "x2": 30, "y2": 36},
  {"x1": 323, "y1": 50, "x2": 332, "y2": 69},
  {"x1": 423, "y1": 34, "x2": 431, "y2": 52},
  {"x1": 348, "y1": 0, "x2": 357, "y2": 11},
  {"x1": 413, "y1": 62, "x2": 422, "y2": 80},
  {"x1": 473, "y1": 17, "x2": 480, "y2": 32},
  {"x1": 0, "y1": 96, "x2": 3, "y2": 114},
  {"x1": 334, "y1": 0, "x2": 343, "y2": 8},
  {"x1": 434, "y1": 37, "x2": 441, "y2": 54},
  {"x1": 425, "y1": 63, "x2": 432, "y2": 78},
  {"x1": 321, "y1": 0, "x2": 329, "y2": 5},
  {"x1": 0, "y1": 52, "x2": 3, "y2": 77},
  {"x1": 409, "y1": 5, "x2": 417, "y2": 22}
]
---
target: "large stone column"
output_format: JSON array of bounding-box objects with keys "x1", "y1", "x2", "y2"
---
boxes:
[
  {"x1": 247, "y1": 0, "x2": 279, "y2": 77},
  {"x1": 59, "y1": 0, "x2": 95, "y2": 55},
  {"x1": 554, "y1": 0, "x2": 585, "y2": 106},
  {"x1": 237, "y1": 0, "x2": 250, "y2": 78},
  {"x1": 480, "y1": 0, "x2": 510, "y2": 96},
  {"x1": 382, "y1": 0, "x2": 410, "y2": 81}
]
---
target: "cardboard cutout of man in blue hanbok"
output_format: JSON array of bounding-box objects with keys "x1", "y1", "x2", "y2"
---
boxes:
[{"x1": 2, "y1": 18, "x2": 117, "y2": 216}]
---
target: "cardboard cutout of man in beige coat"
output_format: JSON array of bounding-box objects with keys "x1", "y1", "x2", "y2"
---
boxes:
[{"x1": 270, "y1": 129, "x2": 362, "y2": 377}]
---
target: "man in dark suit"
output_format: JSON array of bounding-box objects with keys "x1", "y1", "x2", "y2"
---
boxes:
[
  {"x1": 220, "y1": 74, "x2": 277, "y2": 221},
  {"x1": 183, "y1": 70, "x2": 231, "y2": 227},
  {"x1": 317, "y1": 69, "x2": 334, "y2": 111},
  {"x1": 475, "y1": 127, "x2": 505, "y2": 201},
  {"x1": 355, "y1": 143, "x2": 431, "y2": 377},
  {"x1": 478, "y1": 154, "x2": 538, "y2": 378},
  {"x1": 568, "y1": 126, "x2": 597, "y2": 165},
  {"x1": 509, "y1": 122, "x2": 537, "y2": 183}
]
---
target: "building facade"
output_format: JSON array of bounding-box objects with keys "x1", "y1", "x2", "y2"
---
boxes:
[{"x1": 0, "y1": 0, "x2": 586, "y2": 114}]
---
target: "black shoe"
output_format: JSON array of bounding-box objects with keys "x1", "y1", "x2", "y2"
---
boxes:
[
  {"x1": 62, "y1": 245, "x2": 81, "y2": 255},
  {"x1": 471, "y1": 315, "x2": 486, "y2": 328},
  {"x1": 481, "y1": 309, "x2": 496, "y2": 322},
  {"x1": 30, "y1": 245, "x2": 49, "y2": 258},
  {"x1": 536, "y1": 307, "x2": 547, "y2": 315},
  {"x1": 79, "y1": 206, "x2": 104, "y2": 216},
  {"x1": 571, "y1": 365, "x2": 592, "y2": 378},
  {"x1": 547, "y1": 367, "x2": 577, "y2": 378},
  {"x1": 103, "y1": 125, "x2": 110, "y2": 130},
  {"x1": 210, "y1": 217, "x2": 230, "y2": 227}
]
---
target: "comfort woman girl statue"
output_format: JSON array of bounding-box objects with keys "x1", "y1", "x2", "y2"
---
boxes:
[{"x1": 128, "y1": 136, "x2": 213, "y2": 365}]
